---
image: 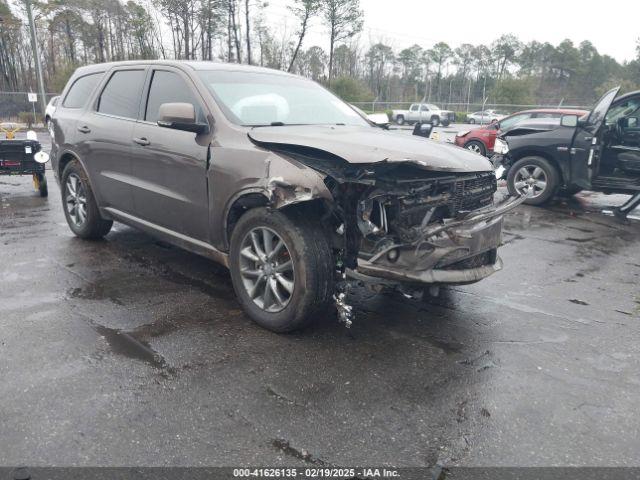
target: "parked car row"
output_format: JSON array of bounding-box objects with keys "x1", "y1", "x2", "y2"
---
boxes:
[{"x1": 466, "y1": 109, "x2": 506, "y2": 124}]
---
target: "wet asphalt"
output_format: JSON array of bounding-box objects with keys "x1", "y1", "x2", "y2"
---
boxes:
[{"x1": 1, "y1": 132, "x2": 639, "y2": 467}]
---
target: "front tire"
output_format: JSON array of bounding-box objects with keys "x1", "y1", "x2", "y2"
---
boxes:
[
  {"x1": 430, "y1": 116, "x2": 440, "y2": 127},
  {"x1": 441, "y1": 119, "x2": 451, "y2": 127},
  {"x1": 229, "y1": 207, "x2": 334, "y2": 333},
  {"x1": 507, "y1": 156, "x2": 560, "y2": 206},
  {"x1": 395, "y1": 115, "x2": 405, "y2": 125},
  {"x1": 469, "y1": 118, "x2": 475, "y2": 124},
  {"x1": 61, "y1": 159, "x2": 113, "y2": 239},
  {"x1": 464, "y1": 140, "x2": 486, "y2": 156}
]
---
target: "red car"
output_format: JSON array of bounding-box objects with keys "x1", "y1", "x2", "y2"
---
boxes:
[{"x1": 454, "y1": 108, "x2": 589, "y2": 156}]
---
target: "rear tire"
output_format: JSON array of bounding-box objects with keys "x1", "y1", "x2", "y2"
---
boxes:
[
  {"x1": 431, "y1": 116, "x2": 440, "y2": 127},
  {"x1": 469, "y1": 118, "x2": 475, "y2": 124},
  {"x1": 61, "y1": 159, "x2": 112, "y2": 239},
  {"x1": 507, "y1": 156, "x2": 560, "y2": 206},
  {"x1": 396, "y1": 115, "x2": 405, "y2": 125},
  {"x1": 441, "y1": 119, "x2": 451, "y2": 127},
  {"x1": 229, "y1": 207, "x2": 334, "y2": 333}
]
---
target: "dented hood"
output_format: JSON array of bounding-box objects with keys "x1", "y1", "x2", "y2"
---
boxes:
[{"x1": 248, "y1": 125, "x2": 492, "y2": 172}]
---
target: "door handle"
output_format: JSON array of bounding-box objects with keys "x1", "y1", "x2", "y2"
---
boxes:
[
  {"x1": 77, "y1": 126, "x2": 91, "y2": 134},
  {"x1": 133, "y1": 137, "x2": 150, "y2": 146}
]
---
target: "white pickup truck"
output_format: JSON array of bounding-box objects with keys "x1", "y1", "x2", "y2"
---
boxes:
[{"x1": 391, "y1": 103, "x2": 455, "y2": 126}]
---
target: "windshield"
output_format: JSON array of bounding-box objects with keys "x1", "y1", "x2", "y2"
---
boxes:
[
  {"x1": 197, "y1": 70, "x2": 369, "y2": 127},
  {"x1": 499, "y1": 113, "x2": 533, "y2": 130}
]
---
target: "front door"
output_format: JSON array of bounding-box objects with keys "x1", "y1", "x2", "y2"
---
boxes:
[
  {"x1": 569, "y1": 87, "x2": 620, "y2": 188},
  {"x1": 130, "y1": 68, "x2": 211, "y2": 241}
]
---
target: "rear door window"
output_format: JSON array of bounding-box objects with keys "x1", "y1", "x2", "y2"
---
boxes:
[
  {"x1": 97, "y1": 70, "x2": 147, "y2": 119},
  {"x1": 144, "y1": 70, "x2": 205, "y2": 123},
  {"x1": 62, "y1": 73, "x2": 103, "y2": 108}
]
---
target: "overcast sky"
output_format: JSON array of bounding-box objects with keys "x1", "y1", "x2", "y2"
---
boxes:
[{"x1": 262, "y1": 0, "x2": 639, "y2": 63}]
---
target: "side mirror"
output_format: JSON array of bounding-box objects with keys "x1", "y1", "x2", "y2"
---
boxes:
[
  {"x1": 157, "y1": 102, "x2": 209, "y2": 134},
  {"x1": 560, "y1": 114, "x2": 578, "y2": 128},
  {"x1": 412, "y1": 122, "x2": 433, "y2": 138}
]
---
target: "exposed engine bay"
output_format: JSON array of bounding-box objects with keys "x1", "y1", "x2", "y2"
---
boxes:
[{"x1": 267, "y1": 144, "x2": 525, "y2": 289}]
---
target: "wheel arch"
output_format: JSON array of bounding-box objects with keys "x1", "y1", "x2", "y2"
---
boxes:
[
  {"x1": 57, "y1": 151, "x2": 80, "y2": 179},
  {"x1": 223, "y1": 190, "x2": 330, "y2": 252},
  {"x1": 57, "y1": 151, "x2": 104, "y2": 207}
]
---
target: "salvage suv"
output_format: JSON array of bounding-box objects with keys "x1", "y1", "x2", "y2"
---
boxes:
[{"x1": 51, "y1": 61, "x2": 523, "y2": 332}]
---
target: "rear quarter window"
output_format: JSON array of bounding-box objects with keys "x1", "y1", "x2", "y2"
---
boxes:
[{"x1": 62, "y1": 73, "x2": 103, "y2": 108}]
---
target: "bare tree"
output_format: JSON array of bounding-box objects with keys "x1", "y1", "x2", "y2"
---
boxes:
[
  {"x1": 428, "y1": 42, "x2": 452, "y2": 100},
  {"x1": 321, "y1": 0, "x2": 362, "y2": 84},
  {"x1": 287, "y1": 0, "x2": 319, "y2": 72},
  {"x1": 244, "y1": 0, "x2": 251, "y2": 64}
]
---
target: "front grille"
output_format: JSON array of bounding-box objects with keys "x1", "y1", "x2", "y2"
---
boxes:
[{"x1": 452, "y1": 172, "x2": 496, "y2": 213}]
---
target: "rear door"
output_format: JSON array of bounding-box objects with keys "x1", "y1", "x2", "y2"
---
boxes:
[
  {"x1": 130, "y1": 67, "x2": 210, "y2": 241},
  {"x1": 569, "y1": 87, "x2": 620, "y2": 187},
  {"x1": 75, "y1": 67, "x2": 147, "y2": 213},
  {"x1": 53, "y1": 72, "x2": 104, "y2": 164}
]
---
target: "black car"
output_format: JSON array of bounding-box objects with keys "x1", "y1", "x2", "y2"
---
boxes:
[{"x1": 494, "y1": 87, "x2": 640, "y2": 206}]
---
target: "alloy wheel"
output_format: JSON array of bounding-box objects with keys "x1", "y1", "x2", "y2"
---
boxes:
[
  {"x1": 65, "y1": 173, "x2": 88, "y2": 226},
  {"x1": 239, "y1": 227, "x2": 295, "y2": 313},
  {"x1": 513, "y1": 165, "x2": 548, "y2": 198},
  {"x1": 466, "y1": 143, "x2": 482, "y2": 154}
]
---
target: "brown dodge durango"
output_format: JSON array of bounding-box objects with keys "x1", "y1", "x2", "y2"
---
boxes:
[{"x1": 51, "y1": 61, "x2": 523, "y2": 332}]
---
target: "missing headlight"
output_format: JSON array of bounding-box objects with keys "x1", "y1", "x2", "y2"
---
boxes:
[{"x1": 357, "y1": 198, "x2": 388, "y2": 236}]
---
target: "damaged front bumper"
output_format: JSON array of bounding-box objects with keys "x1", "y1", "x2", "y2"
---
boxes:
[
  {"x1": 353, "y1": 194, "x2": 525, "y2": 285},
  {"x1": 491, "y1": 154, "x2": 508, "y2": 179}
]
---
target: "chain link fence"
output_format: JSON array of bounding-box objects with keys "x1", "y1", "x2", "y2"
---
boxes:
[{"x1": 0, "y1": 92, "x2": 60, "y2": 127}]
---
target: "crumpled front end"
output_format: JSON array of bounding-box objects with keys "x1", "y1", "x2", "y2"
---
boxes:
[
  {"x1": 259, "y1": 143, "x2": 523, "y2": 287},
  {"x1": 339, "y1": 165, "x2": 524, "y2": 285},
  {"x1": 355, "y1": 193, "x2": 524, "y2": 285}
]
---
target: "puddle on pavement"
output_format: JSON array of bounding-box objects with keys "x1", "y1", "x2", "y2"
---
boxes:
[
  {"x1": 68, "y1": 284, "x2": 125, "y2": 306},
  {"x1": 91, "y1": 322, "x2": 175, "y2": 375}
]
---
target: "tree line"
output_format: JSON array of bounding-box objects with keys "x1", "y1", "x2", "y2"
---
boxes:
[{"x1": 1, "y1": 0, "x2": 639, "y2": 112}]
